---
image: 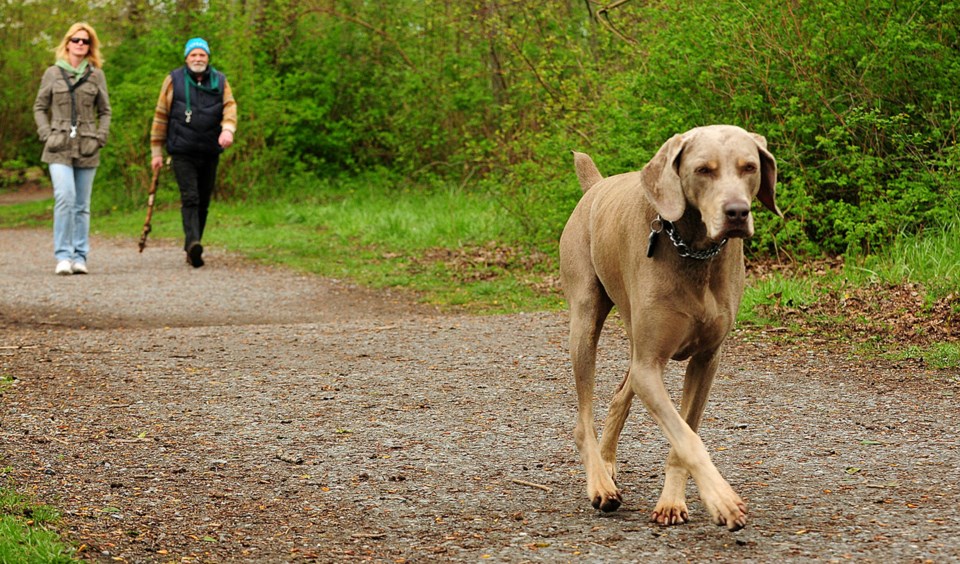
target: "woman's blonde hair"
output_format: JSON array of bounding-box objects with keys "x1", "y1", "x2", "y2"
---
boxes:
[{"x1": 54, "y1": 22, "x2": 104, "y2": 68}]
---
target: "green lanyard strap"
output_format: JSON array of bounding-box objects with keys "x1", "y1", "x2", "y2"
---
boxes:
[{"x1": 183, "y1": 67, "x2": 221, "y2": 124}]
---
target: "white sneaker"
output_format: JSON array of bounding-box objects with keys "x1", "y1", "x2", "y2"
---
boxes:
[
  {"x1": 71, "y1": 261, "x2": 88, "y2": 274},
  {"x1": 55, "y1": 260, "x2": 73, "y2": 275}
]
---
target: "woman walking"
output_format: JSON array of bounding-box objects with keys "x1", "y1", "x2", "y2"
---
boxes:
[{"x1": 33, "y1": 22, "x2": 111, "y2": 275}]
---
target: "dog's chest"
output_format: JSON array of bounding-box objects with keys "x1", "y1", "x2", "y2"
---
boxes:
[
  {"x1": 651, "y1": 270, "x2": 740, "y2": 360},
  {"x1": 670, "y1": 291, "x2": 733, "y2": 357}
]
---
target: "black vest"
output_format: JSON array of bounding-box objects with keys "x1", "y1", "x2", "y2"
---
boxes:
[{"x1": 167, "y1": 66, "x2": 225, "y2": 156}]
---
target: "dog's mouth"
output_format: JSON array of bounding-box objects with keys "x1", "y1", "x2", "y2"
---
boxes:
[
  {"x1": 720, "y1": 228, "x2": 752, "y2": 240},
  {"x1": 715, "y1": 215, "x2": 755, "y2": 240}
]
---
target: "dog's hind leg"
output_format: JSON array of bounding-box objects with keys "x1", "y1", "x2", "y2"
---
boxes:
[
  {"x1": 568, "y1": 284, "x2": 619, "y2": 511},
  {"x1": 597, "y1": 366, "x2": 634, "y2": 489}
]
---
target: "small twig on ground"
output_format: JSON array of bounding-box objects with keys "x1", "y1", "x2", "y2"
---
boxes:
[
  {"x1": 510, "y1": 478, "x2": 552, "y2": 492},
  {"x1": 351, "y1": 532, "x2": 387, "y2": 539}
]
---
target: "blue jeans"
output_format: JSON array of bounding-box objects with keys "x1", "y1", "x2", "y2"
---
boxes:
[{"x1": 50, "y1": 163, "x2": 96, "y2": 263}]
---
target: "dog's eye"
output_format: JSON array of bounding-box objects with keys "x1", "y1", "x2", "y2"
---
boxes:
[
  {"x1": 742, "y1": 163, "x2": 758, "y2": 173},
  {"x1": 694, "y1": 166, "x2": 713, "y2": 175}
]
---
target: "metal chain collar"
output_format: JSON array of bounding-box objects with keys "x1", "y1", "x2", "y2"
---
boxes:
[{"x1": 657, "y1": 217, "x2": 728, "y2": 260}]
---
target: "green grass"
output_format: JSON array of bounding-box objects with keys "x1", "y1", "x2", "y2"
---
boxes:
[
  {"x1": 738, "y1": 218, "x2": 960, "y2": 364},
  {"x1": 885, "y1": 343, "x2": 960, "y2": 371},
  {"x1": 3, "y1": 176, "x2": 957, "y2": 325},
  {"x1": 845, "y1": 219, "x2": 960, "y2": 301},
  {"x1": 0, "y1": 374, "x2": 13, "y2": 395},
  {"x1": 0, "y1": 487, "x2": 77, "y2": 564},
  {"x1": 0, "y1": 198, "x2": 49, "y2": 228},
  {"x1": 60, "y1": 176, "x2": 564, "y2": 313},
  {"x1": 3, "y1": 177, "x2": 958, "y2": 324},
  {"x1": 739, "y1": 274, "x2": 820, "y2": 329}
]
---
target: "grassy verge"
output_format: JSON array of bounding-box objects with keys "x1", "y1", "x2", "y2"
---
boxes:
[
  {"x1": 1, "y1": 176, "x2": 566, "y2": 313},
  {"x1": 846, "y1": 219, "x2": 960, "y2": 298},
  {"x1": 738, "y1": 220, "x2": 960, "y2": 370},
  {"x1": 0, "y1": 483, "x2": 77, "y2": 563}
]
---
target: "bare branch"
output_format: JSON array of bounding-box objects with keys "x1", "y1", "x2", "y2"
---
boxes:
[
  {"x1": 593, "y1": 0, "x2": 638, "y2": 44},
  {"x1": 300, "y1": 5, "x2": 417, "y2": 69}
]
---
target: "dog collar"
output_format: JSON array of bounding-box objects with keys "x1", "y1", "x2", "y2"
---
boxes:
[{"x1": 647, "y1": 216, "x2": 728, "y2": 260}]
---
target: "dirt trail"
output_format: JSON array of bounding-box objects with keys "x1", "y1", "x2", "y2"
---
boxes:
[{"x1": 1, "y1": 228, "x2": 958, "y2": 562}]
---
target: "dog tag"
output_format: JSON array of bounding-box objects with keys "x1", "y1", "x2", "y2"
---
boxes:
[{"x1": 646, "y1": 230, "x2": 659, "y2": 258}]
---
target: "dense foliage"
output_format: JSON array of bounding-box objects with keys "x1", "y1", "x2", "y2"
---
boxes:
[{"x1": 3, "y1": 0, "x2": 959, "y2": 256}]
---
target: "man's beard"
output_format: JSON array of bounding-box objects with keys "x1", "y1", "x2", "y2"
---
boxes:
[{"x1": 187, "y1": 61, "x2": 208, "y2": 74}]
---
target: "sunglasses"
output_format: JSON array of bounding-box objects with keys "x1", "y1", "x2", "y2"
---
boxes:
[{"x1": 69, "y1": 37, "x2": 92, "y2": 45}]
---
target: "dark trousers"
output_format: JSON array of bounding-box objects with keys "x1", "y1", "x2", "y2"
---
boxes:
[{"x1": 171, "y1": 153, "x2": 219, "y2": 251}]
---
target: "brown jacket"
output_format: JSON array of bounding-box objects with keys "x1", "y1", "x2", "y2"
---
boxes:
[{"x1": 33, "y1": 64, "x2": 111, "y2": 167}]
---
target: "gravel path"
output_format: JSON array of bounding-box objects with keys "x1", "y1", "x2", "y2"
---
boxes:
[{"x1": 1, "y1": 228, "x2": 959, "y2": 562}]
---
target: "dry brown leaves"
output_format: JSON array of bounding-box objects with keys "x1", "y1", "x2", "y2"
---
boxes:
[{"x1": 747, "y1": 257, "x2": 959, "y2": 348}]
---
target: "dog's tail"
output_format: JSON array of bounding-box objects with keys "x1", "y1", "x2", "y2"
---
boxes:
[{"x1": 572, "y1": 151, "x2": 603, "y2": 193}]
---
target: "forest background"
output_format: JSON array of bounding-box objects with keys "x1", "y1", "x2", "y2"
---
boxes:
[
  {"x1": 2, "y1": 0, "x2": 960, "y2": 330},
  {"x1": 3, "y1": 0, "x2": 959, "y2": 254}
]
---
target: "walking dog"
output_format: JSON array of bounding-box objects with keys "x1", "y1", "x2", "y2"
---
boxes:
[{"x1": 559, "y1": 125, "x2": 780, "y2": 531}]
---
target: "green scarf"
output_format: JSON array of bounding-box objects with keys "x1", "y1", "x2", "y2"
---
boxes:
[
  {"x1": 184, "y1": 66, "x2": 220, "y2": 92},
  {"x1": 56, "y1": 59, "x2": 89, "y2": 80}
]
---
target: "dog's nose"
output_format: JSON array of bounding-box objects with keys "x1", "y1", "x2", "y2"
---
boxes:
[{"x1": 724, "y1": 203, "x2": 751, "y2": 222}]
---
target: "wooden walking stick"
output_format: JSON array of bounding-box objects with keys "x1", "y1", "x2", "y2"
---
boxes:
[{"x1": 138, "y1": 167, "x2": 161, "y2": 252}]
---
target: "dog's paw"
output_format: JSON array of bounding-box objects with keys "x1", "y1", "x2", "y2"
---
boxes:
[
  {"x1": 712, "y1": 500, "x2": 748, "y2": 531},
  {"x1": 694, "y1": 477, "x2": 748, "y2": 531},
  {"x1": 590, "y1": 490, "x2": 622, "y2": 512},
  {"x1": 650, "y1": 502, "x2": 689, "y2": 526},
  {"x1": 701, "y1": 488, "x2": 747, "y2": 531}
]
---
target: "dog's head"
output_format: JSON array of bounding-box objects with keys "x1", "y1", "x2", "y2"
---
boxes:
[{"x1": 639, "y1": 125, "x2": 781, "y2": 241}]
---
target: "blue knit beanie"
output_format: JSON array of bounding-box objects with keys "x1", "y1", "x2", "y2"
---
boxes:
[{"x1": 183, "y1": 37, "x2": 210, "y2": 58}]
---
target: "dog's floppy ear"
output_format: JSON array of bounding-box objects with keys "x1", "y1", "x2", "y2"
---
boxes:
[
  {"x1": 640, "y1": 133, "x2": 687, "y2": 222},
  {"x1": 751, "y1": 133, "x2": 782, "y2": 217}
]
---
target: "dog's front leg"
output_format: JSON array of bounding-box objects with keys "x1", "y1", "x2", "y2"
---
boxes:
[
  {"x1": 653, "y1": 351, "x2": 721, "y2": 526},
  {"x1": 654, "y1": 448, "x2": 691, "y2": 525},
  {"x1": 630, "y1": 355, "x2": 747, "y2": 531}
]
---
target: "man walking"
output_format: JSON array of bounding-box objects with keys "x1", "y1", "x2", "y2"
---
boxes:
[{"x1": 150, "y1": 37, "x2": 236, "y2": 267}]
